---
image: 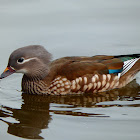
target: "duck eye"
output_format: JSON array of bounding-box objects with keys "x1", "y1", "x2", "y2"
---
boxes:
[{"x1": 17, "y1": 57, "x2": 24, "y2": 63}]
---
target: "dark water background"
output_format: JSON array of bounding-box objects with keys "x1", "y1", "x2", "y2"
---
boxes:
[{"x1": 0, "y1": 0, "x2": 140, "y2": 139}]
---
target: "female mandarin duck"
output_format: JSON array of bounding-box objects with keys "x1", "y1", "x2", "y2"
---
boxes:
[{"x1": 0, "y1": 45, "x2": 140, "y2": 95}]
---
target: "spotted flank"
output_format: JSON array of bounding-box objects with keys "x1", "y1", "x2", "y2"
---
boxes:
[
  {"x1": 48, "y1": 77, "x2": 71, "y2": 95},
  {"x1": 71, "y1": 74, "x2": 119, "y2": 93},
  {"x1": 47, "y1": 74, "x2": 120, "y2": 95}
]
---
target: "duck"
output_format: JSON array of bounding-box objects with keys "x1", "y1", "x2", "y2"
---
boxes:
[{"x1": 0, "y1": 45, "x2": 140, "y2": 95}]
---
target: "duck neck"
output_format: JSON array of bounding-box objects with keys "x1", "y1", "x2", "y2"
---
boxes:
[
  {"x1": 21, "y1": 68, "x2": 50, "y2": 95},
  {"x1": 25, "y1": 66, "x2": 50, "y2": 80}
]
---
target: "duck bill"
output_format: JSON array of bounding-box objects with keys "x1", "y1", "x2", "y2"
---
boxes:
[{"x1": 0, "y1": 66, "x2": 16, "y2": 79}]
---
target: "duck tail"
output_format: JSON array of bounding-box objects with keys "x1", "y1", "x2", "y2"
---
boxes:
[
  {"x1": 114, "y1": 54, "x2": 140, "y2": 77},
  {"x1": 114, "y1": 54, "x2": 140, "y2": 61}
]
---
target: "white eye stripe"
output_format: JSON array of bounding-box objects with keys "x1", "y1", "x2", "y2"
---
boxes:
[{"x1": 17, "y1": 57, "x2": 37, "y2": 64}]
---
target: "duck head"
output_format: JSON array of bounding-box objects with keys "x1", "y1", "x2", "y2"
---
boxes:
[{"x1": 0, "y1": 45, "x2": 52, "y2": 79}]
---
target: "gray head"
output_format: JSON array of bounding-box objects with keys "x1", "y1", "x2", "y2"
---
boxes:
[{"x1": 0, "y1": 45, "x2": 52, "y2": 79}]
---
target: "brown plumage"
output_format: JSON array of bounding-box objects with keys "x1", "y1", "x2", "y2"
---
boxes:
[{"x1": 0, "y1": 45, "x2": 140, "y2": 95}]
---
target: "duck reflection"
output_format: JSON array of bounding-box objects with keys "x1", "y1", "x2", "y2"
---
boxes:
[
  {"x1": 0, "y1": 96, "x2": 51, "y2": 139},
  {"x1": 0, "y1": 80, "x2": 140, "y2": 139}
]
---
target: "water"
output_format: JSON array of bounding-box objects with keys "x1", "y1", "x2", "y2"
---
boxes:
[{"x1": 0, "y1": 0, "x2": 140, "y2": 139}]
